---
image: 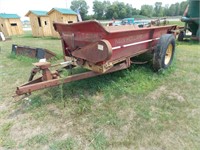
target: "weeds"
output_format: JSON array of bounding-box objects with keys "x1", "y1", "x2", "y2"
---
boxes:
[
  {"x1": 49, "y1": 138, "x2": 76, "y2": 150},
  {"x1": 89, "y1": 131, "x2": 108, "y2": 150},
  {"x1": 26, "y1": 134, "x2": 49, "y2": 146},
  {"x1": 74, "y1": 95, "x2": 93, "y2": 115},
  {"x1": 0, "y1": 122, "x2": 16, "y2": 149}
]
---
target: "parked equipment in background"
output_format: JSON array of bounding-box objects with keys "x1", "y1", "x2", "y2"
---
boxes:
[
  {"x1": 12, "y1": 44, "x2": 56, "y2": 60},
  {"x1": 15, "y1": 20, "x2": 177, "y2": 96},
  {"x1": 110, "y1": 18, "x2": 150, "y2": 28},
  {"x1": 150, "y1": 18, "x2": 169, "y2": 26},
  {"x1": 178, "y1": 0, "x2": 200, "y2": 41}
]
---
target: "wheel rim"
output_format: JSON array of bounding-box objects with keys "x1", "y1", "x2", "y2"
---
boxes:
[{"x1": 164, "y1": 44, "x2": 173, "y2": 65}]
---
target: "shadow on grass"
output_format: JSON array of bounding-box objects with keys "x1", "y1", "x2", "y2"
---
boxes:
[
  {"x1": 176, "y1": 39, "x2": 200, "y2": 46},
  {"x1": 8, "y1": 50, "x2": 62, "y2": 64},
  {"x1": 27, "y1": 68, "x2": 129, "y2": 110},
  {"x1": 25, "y1": 60, "x2": 176, "y2": 111},
  {"x1": 20, "y1": 34, "x2": 60, "y2": 41},
  {"x1": 8, "y1": 53, "x2": 38, "y2": 63}
]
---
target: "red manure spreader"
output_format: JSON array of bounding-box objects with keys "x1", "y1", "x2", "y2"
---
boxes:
[{"x1": 15, "y1": 21, "x2": 177, "y2": 96}]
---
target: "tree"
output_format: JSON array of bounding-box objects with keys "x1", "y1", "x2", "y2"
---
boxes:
[
  {"x1": 125, "y1": 4, "x2": 132, "y2": 18},
  {"x1": 70, "y1": 0, "x2": 89, "y2": 20},
  {"x1": 119, "y1": 7, "x2": 127, "y2": 18},
  {"x1": 117, "y1": 2, "x2": 127, "y2": 18},
  {"x1": 168, "y1": 4, "x2": 176, "y2": 16},
  {"x1": 93, "y1": 0, "x2": 104, "y2": 19},
  {"x1": 163, "y1": 4, "x2": 169, "y2": 16},
  {"x1": 93, "y1": 0, "x2": 110, "y2": 19},
  {"x1": 98, "y1": 1, "x2": 140, "y2": 19},
  {"x1": 154, "y1": 2, "x2": 163, "y2": 17},
  {"x1": 140, "y1": 5, "x2": 154, "y2": 17},
  {"x1": 105, "y1": 2, "x2": 118, "y2": 19},
  {"x1": 174, "y1": 3, "x2": 180, "y2": 16},
  {"x1": 179, "y1": 1, "x2": 188, "y2": 15},
  {"x1": 105, "y1": 5, "x2": 117, "y2": 19}
]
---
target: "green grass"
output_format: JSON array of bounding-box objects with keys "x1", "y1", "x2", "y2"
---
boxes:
[
  {"x1": 0, "y1": 27, "x2": 200, "y2": 149},
  {"x1": 89, "y1": 131, "x2": 108, "y2": 150},
  {"x1": 49, "y1": 138, "x2": 76, "y2": 150},
  {"x1": 169, "y1": 20, "x2": 185, "y2": 26},
  {"x1": 0, "y1": 122, "x2": 16, "y2": 149},
  {"x1": 26, "y1": 134, "x2": 49, "y2": 146}
]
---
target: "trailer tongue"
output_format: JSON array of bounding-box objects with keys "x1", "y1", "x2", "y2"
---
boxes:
[{"x1": 15, "y1": 21, "x2": 177, "y2": 96}]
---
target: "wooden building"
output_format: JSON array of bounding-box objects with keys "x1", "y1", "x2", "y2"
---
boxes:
[
  {"x1": 0, "y1": 13, "x2": 23, "y2": 36},
  {"x1": 26, "y1": 10, "x2": 52, "y2": 37},
  {"x1": 48, "y1": 8, "x2": 77, "y2": 37}
]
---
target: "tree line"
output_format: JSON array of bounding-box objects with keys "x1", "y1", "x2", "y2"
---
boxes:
[{"x1": 70, "y1": 0, "x2": 188, "y2": 20}]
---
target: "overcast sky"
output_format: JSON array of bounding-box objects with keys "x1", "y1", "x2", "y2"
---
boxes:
[{"x1": 0, "y1": 0, "x2": 186, "y2": 20}]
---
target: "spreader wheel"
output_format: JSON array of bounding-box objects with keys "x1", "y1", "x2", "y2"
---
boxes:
[{"x1": 153, "y1": 34, "x2": 175, "y2": 71}]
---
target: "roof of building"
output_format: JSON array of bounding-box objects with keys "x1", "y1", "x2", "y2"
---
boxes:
[
  {"x1": 0, "y1": 13, "x2": 20, "y2": 19},
  {"x1": 48, "y1": 8, "x2": 77, "y2": 15},
  {"x1": 25, "y1": 10, "x2": 48, "y2": 17}
]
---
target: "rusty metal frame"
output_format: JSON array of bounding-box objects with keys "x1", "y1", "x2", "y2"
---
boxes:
[{"x1": 16, "y1": 60, "x2": 130, "y2": 96}]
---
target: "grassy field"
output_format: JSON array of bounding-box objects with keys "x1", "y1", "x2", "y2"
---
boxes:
[{"x1": 0, "y1": 28, "x2": 200, "y2": 150}]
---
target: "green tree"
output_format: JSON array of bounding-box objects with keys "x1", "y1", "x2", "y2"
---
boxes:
[
  {"x1": 154, "y1": 2, "x2": 163, "y2": 17},
  {"x1": 168, "y1": 4, "x2": 176, "y2": 16},
  {"x1": 125, "y1": 4, "x2": 133, "y2": 18},
  {"x1": 105, "y1": 5, "x2": 115, "y2": 19},
  {"x1": 93, "y1": 0, "x2": 104, "y2": 19},
  {"x1": 93, "y1": 0, "x2": 110, "y2": 19},
  {"x1": 105, "y1": 2, "x2": 120, "y2": 19},
  {"x1": 125, "y1": 4, "x2": 139, "y2": 17},
  {"x1": 70, "y1": 0, "x2": 89, "y2": 20},
  {"x1": 179, "y1": 1, "x2": 188, "y2": 15},
  {"x1": 140, "y1": 5, "x2": 154, "y2": 17},
  {"x1": 174, "y1": 3, "x2": 180, "y2": 16},
  {"x1": 117, "y1": 2, "x2": 127, "y2": 18},
  {"x1": 163, "y1": 4, "x2": 169, "y2": 16},
  {"x1": 104, "y1": 1, "x2": 140, "y2": 19}
]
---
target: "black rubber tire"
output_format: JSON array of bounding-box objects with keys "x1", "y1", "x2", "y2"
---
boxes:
[
  {"x1": 153, "y1": 34, "x2": 175, "y2": 72},
  {"x1": 178, "y1": 31, "x2": 185, "y2": 41}
]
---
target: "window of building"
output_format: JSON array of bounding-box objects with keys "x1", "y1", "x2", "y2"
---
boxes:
[
  {"x1": 1, "y1": 24, "x2": 3, "y2": 27},
  {"x1": 10, "y1": 23, "x2": 17, "y2": 26},
  {"x1": 68, "y1": 21, "x2": 73, "y2": 24},
  {"x1": 38, "y1": 17, "x2": 41, "y2": 27},
  {"x1": 44, "y1": 21, "x2": 47, "y2": 25}
]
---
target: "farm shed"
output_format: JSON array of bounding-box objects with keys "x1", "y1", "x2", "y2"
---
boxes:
[
  {"x1": 0, "y1": 13, "x2": 23, "y2": 36},
  {"x1": 25, "y1": 10, "x2": 52, "y2": 37},
  {"x1": 48, "y1": 8, "x2": 77, "y2": 37}
]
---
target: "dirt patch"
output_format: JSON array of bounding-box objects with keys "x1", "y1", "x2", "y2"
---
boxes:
[
  {"x1": 167, "y1": 92, "x2": 185, "y2": 102},
  {"x1": 47, "y1": 104, "x2": 61, "y2": 116},
  {"x1": 0, "y1": 104, "x2": 7, "y2": 112},
  {"x1": 147, "y1": 86, "x2": 166, "y2": 100},
  {"x1": 8, "y1": 100, "x2": 31, "y2": 119},
  {"x1": 147, "y1": 86, "x2": 185, "y2": 102}
]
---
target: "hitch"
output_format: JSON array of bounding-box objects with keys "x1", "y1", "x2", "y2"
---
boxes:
[{"x1": 15, "y1": 60, "x2": 129, "y2": 96}]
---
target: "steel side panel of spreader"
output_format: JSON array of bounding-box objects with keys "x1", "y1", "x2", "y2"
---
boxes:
[{"x1": 54, "y1": 21, "x2": 176, "y2": 64}]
